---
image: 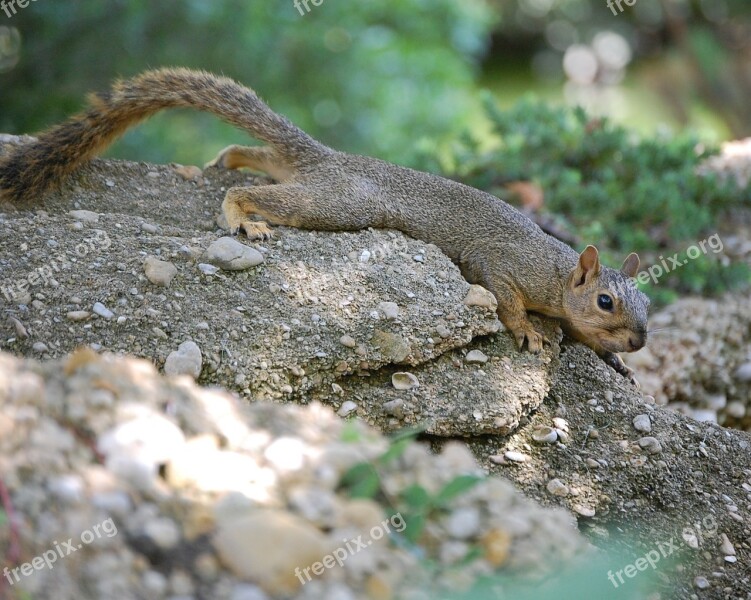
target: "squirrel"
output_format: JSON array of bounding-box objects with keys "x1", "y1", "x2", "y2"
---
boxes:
[{"x1": 0, "y1": 68, "x2": 649, "y2": 382}]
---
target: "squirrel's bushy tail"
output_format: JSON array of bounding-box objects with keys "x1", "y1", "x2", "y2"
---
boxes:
[{"x1": 0, "y1": 68, "x2": 329, "y2": 203}]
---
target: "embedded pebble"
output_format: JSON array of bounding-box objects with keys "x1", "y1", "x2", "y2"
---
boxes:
[
  {"x1": 32, "y1": 342, "x2": 49, "y2": 353},
  {"x1": 377, "y1": 302, "x2": 400, "y2": 320},
  {"x1": 174, "y1": 164, "x2": 203, "y2": 181},
  {"x1": 143, "y1": 256, "x2": 178, "y2": 287},
  {"x1": 141, "y1": 222, "x2": 160, "y2": 234},
  {"x1": 573, "y1": 505, "x2": 596, "y2": 517},
  {"x1": 164, "y1": 341, "x2": 203, "y2": 378},
  {"x1": 546, "y1": 478, "x2": 569, "y2": 497},
  {"x1": 339, "y1": 335, "x2": 357, "y2": 348},
  {"x1": 213, "y1": 511, "x2": 328, "y2": 596},
  {"x1": 734, "y1": 362, "x2": 751, "y2": 382},
  {"x1": 632, "y1": 414, "x2": 652, "y2": 433},
  {"x1": 504, "y1": 451, "x2": 529, "y2": 463},
  {"x1": 392, "y1": 372, "x2": 419, "y2": 390},
  {"x1": 720, "y1": 533, "x2": 736, "y2": 556},
  {"x1": 435, "y1": 324, "x2": 451, "y2": 338},
  {"x1": 9, "y1": 317, "x2": 27, "y2": 339},
  {"x1": 638, "y1": 437, "x2": 662, "y2": 454},
  {"x1": 199, "y1": 263, "x2": 220, "y2": 275},
  {"x1": 694, "y1": 576, "x2": 710, "y2": 589},
  {"x1": 337, "y1": 401, "x2": 358, "y2": 417},
  {"x1": 465, "y1": 350, "x2": 488, "y2": 364},
  {"x1": 464, "y1": 285, "x2": 497, "y2": 310},
  {"x1": 69, "y1": 209, "x2": 99, "y2": 222},
  {"x1": 531, "y1": 426, "x2": 558, "y2": 444},
  {"x1": 144, "y1": 517, "x2": 181, "y2": 550},
  {"x1": 93, "y1": 302, "x2": 115, "y2": 320},
  {"x1": 445, "y1": 506, "x2": 481, "y2": 539},
  {"x1": 382, "y1": 399, "x2": 405, "y2": 419},
  {"x1": 66, "y1": 311, "x2": 91, "y2": 322},
  {"x1": 205, "y1": 237, "x2": 264, "y2": 270}
]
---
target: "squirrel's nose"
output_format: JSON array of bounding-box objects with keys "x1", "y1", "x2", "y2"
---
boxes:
[{"x1": 628, "y1": 333, "x2": 646, "y2": 351}]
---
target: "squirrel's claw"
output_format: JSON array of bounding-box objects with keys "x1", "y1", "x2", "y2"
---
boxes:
[
  {"x1": 514, "y1": 327, "x2": 546, "y2": 354},
  {"x1": 241, "y1": 221, "x2": 274, "y2": 241},
  {"x1": 604, "y1": 352, "x2": 640, "y2": 387}
]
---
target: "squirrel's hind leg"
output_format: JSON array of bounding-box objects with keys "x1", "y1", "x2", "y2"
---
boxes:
[
  {"x1": 222, "y1": 183, "x2": 313, "y2": 240},
  {"x1": 207, "y1": 145, "x2": 294, "y2": 181}
]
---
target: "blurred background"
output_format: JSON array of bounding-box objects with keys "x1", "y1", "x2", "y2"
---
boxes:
[{"x1": 1, "y1": 0, "x2": 750, "y2": 302}]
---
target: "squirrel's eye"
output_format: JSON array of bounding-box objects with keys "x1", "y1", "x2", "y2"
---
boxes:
[{"x1": 597, "y1": 294, "x2": 614, "y2": 311}]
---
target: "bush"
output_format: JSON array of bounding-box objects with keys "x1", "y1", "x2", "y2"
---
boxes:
[{"x1": 445, "y1": 95, "x2": 751, "y2": 305}]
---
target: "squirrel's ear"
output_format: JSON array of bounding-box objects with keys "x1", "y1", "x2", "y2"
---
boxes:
[
  {"x1": 573, "y1": 245, "x2": 601, "y2": 287},
  {"x1": 621, "y1": 253, "x2": 640, "y2": 278}
]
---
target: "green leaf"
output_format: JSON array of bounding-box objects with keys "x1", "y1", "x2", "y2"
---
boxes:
[
  {"x1": 401, "y1": 484, "x2": 432, "y2": 510},
  {"x1": 340, "y1": 462, "x2": 381, "y2": 499},
  {"x1": 435, "y1": 475, "x2": 482, "y2": 506}
]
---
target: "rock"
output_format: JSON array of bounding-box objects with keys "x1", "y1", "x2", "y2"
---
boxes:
[
  {"x1": 531, "y1": 426, "x2": 558, "y2": 444},
  {"x1": 632, "y1": 414, "x2": 652, "y2": 433},
  {"x1": 92, "y1": 302, "x2": 115, "y2": 320},
  {"x1": 339, "y1": 335, "x2": 357, "y2": 348},
  {"x1": 445, "y1": 506, "x2": 481, "y2": 539},
  {"x1": 164, "y1": 341, "x2": 203, "y2": 378},
  {"x1": 230, "y1": 584, "x2": 270, "y2": 600},
  {"x1": 391, "y1": 372, "x2": 419, "y2": 390},
  {"x1": 694, "y1": 576, "x2": 710, "y2": 589},
  {"x1": 69, "y1": 209, "x2": 99, "y2": 222},
  {"x1": 504, "y1": 451, "x2": 529, "y2": 463},
  {"x1": 66, "y1": 311, "x2": 91, "y2": 322},
  {"x1": 382, "y1": 399, "x2": 405, "y2": 419},
  {"x1": 337, "y1": 401, "x2": 358, "y2": 417},
  {"x1": 464, "y1": 285, "x2": 497, "y2": 310},
  {"x1": 637, "y1": 437, "x2": 662, "y2": 454},
  {"x1": 9, "y1": 317, "x2": 27, "y2": 339},
  {"x1": 264, "y1": 437, "x2": 305, "y2": 473},
  {"x1": 480, "y1": 529, "x2": 511, "y2": 567},
  {"x1": 143, "y1": 256, "x2": 178, "y2": 287},
  {"x1": 140, "y1": 222, "x2": 160, "y2": 234},
  {"x1": 143, "y1": 517, "x2": 181, "y2": 550},
  {"x1": 98, "y1": 414, "x2": 186, "y2": 467},
  {"x1": 205, "y1": 237, "x2": 264, "y2": 271},
  {"x1": 213, "y1": 510, "x2": 329, "y2": 596},
  {"x1": 465, "y1": 350, "x2": 488, "y2": 364},
  {"x1": 546, "y1": 478, "x2": 569, "y2": 497},
  {"x1": 370, "y1": 330, "x2": 411, "y2": 364},
  {"x1": 32, "y1": 342, "x2": 48, "y2": 354},
  {"x1": 198, "y1": 263, "x2": 220, "y2": 275},
  {"x1": 174, "y1": 164, "x2": 203, "y2": 181},
  {"x1": 377, "y1": 302, "x2": 400, "y2": 320},
  {"x1": 142, "y1": 571, "x2": 169, "y2": 597},
  {"x1": 734, "y1": 362, "x2": 751, "y2": 382}
]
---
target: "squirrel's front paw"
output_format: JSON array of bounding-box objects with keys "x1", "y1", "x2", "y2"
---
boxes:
[
  {"x1": 603, "y1": 352, "x2": 640, "y2": 388},
  {"x1": 513, "y1": 326, "x2": 547, "y2": 354}
]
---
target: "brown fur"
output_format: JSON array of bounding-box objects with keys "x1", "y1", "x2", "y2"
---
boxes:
[{"x1": 0, "y1": 68, "x2": 650, "y2": 382}]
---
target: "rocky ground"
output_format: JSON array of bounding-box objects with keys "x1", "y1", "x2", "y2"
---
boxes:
[{"x1": 1, "y1": 135, "x2": 751, "y2": 599}]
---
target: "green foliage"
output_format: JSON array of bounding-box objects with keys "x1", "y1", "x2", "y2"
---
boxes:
[
  {"x1": 339, "y1": 429, "x2": 481, "y2": 544},
  {"x1": 449, "y1": 95, "x2": 751, "y2": 304},
  {"x1": 0, "y1": 1, "x2": 495, "y2": 166}
]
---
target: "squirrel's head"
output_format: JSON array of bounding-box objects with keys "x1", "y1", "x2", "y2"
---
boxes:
[{"x1": 562, "y1": 245, "x2": 650, "y2": 354}]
